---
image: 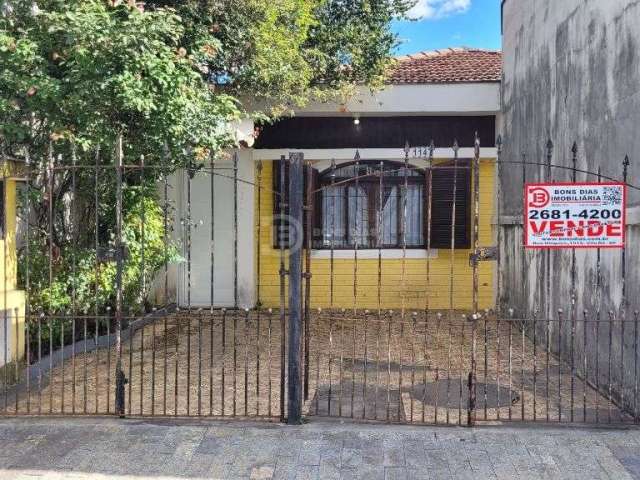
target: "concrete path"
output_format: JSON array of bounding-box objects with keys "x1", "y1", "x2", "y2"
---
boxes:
[{"x1": 0, "y1": 417, "x2": 639, "y2": 479}]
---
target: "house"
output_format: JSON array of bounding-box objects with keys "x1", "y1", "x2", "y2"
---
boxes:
[
  {"x1": 172, "y1": 48, "x2": 502, "y2": 311},
  {"x1": 0, "y1": 159, "x2": 26, "y2": 369}
]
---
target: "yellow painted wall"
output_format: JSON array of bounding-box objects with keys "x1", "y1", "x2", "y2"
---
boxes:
[
  {"x1": 255, "y1": 159, "x2": 496, "y2": 311},
  {"x1": 0, "y1": 165, "x2": 26, "y2": 364}
]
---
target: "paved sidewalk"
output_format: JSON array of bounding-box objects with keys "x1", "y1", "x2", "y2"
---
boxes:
[{"x1": 0, "y1": 417, "x2": 639, "y2": 479}]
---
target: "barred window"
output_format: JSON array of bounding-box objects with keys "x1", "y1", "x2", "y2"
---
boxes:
[{"x1": 273, "y1": 159, "x2": 471, "y2": 250}]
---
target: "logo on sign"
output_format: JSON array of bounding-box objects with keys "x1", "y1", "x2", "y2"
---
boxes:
[{"x1": 528, "y1": 187, "x2": 550, "y2": 208}]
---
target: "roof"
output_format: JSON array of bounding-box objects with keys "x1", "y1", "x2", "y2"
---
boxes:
[{"x1": 389, "y1": 48, "x2": 502, "y2": 84}]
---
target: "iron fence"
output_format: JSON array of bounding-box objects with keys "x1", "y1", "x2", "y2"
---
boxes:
[{"x1": 0, "y1": 133, "x2": 638, "y2": 428}]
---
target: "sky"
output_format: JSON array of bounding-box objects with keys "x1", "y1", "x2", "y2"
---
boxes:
[{"x1": 392, "y1": 0, "x2": 502, "y2": 55}]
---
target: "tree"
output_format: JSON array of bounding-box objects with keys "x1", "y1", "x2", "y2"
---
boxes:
[{"x1": 0, "y1": 0, "x2": 413, "y2": 319}]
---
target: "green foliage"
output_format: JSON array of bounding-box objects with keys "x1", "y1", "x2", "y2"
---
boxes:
[
  {"x1": 0, "y1": 0, "x2": 240, "y2": 161},
  {"x1": 19, "y1": 185, "x2": 178, "y2": 315}
]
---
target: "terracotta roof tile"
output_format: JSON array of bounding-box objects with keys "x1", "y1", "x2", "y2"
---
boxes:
[{"x1": 389, "y1": 48, "x2": 502, "y2": 84}]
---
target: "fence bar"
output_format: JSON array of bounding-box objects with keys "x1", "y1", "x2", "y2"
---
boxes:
[
  {"x1": 304, "y1": 159, "x2": 313, "y2": 402},
  {"x1": 278, "y1": 155, "x2": 286, "y2": 422},
  {"x1": 114, "y1": 134, "x2": 125, "y2": 417},
  {"x1": 469, "y1": 133, "x2": 480, "y2": 426},
  {"x1": 287, "y1": 151, "x2": 304, "y2": 425}
]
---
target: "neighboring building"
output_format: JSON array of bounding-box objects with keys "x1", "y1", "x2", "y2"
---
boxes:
[
  {"x1": 500, "y1": 0, "x2": 640, "y2": 314},
  {"x1": 501, "y1": 0, "x2": 640, "y2": 412},
  {"x1": 0, "y1": 159, "x2": 26, "y2": 368},
  {"x1": 172, "y1": 48, "x2": 502, "y2": 310}
]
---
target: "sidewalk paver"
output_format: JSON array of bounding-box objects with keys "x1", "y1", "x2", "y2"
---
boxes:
[{"x1": 0, "y1": 417, "x2": 638, "y2": 479}]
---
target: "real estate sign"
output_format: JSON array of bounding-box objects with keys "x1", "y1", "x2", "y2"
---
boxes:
[{"x1": 524, "y1": 183, "x2": 626, "y2": 248}]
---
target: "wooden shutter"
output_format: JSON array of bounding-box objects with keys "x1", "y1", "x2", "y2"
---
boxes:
[
  {"x1": 272, "y1": 159, "x2": 320, "y2": 248},
  {"x1": 427, "y1": 161, "x2": 471, "y2": 249}
]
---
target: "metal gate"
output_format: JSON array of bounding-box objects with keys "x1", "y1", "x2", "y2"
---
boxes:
[
  {"x1": 0, "y1": 137, "x2": 288, "y2": 420},
  {"x1": 301, "y1": 136, "x2": 640, "y2": 426}
]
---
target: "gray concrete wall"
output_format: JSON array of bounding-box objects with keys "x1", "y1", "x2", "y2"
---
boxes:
[{"x1": 501, "y1": 0, "x2": 640, "y2": 415}]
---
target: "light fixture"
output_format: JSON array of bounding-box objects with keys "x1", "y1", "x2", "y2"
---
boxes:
[{"x1": 353, "y1": 116, "x2": 360, "y2": 126}]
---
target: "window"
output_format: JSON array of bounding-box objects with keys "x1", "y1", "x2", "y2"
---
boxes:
[{"x1": 272, "y1": 159, "x2": 471, "y2": 250}]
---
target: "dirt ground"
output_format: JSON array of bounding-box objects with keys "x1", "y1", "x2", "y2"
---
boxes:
[{"x1": 0, "y1": 310, "x2": 630, "y2": 425}]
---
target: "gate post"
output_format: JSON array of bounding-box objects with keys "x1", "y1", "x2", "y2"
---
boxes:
[{"x1": 287, "y1": 152, "x2": 304, "y2": 424}]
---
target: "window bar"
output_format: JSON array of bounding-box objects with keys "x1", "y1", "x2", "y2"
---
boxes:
[
  {"x1": 449, "y1": 140, "x2": 459, "y2": 323},
  {"x1": 278, "y1": 155, "x2": 286, "y2": 422}
]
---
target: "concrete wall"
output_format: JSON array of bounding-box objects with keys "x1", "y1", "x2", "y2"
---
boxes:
[{"x1": 501, "y1": 0, "x2": 640, "y2": 413}]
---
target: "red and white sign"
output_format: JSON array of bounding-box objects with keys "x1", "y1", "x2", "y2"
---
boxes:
[{"x1": 524, "y1": 183, "x2": 626, "y2": 249}]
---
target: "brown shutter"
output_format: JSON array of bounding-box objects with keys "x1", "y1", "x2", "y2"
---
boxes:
[
  {"x1": 273, "y1": 160, "x2": 320, "y2": 248},
  {"x1": 428, "y1": 161, "x2": 471, "y2": 249},
  {"x1": 272, "y1": 158, "x2": 289, "y2": 248}
]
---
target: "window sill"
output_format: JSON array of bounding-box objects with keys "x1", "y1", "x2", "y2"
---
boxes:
[{"x1": 310, "y1": 249, "x2": 438, "y2": 260}]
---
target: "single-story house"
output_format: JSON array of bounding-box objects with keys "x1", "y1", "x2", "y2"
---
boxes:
[{"x1": 169, "y1": 48, "x2": 502, "y2": 311}]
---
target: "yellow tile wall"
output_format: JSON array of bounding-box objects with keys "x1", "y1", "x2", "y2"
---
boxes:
[{"x1": 255, "y1": 159, "x2": 496, "y2": 311}]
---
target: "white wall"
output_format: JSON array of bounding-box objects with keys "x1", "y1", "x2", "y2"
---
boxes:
[{"x1": 174, "y1": 150, "x2": 256, "y2": 308}]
